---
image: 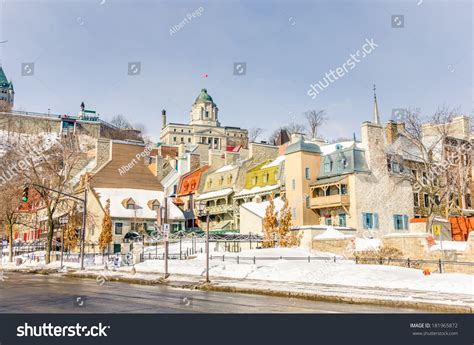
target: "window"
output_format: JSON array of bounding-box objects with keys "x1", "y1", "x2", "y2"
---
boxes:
[
  {"x1": 180, "y1": 137, "x2": 184, "y2": 142},
  {"x1": 337, "y1": 159, "x2": 346, "y2": 171},
  {"x1": 263, "y1": 174, "x2": 268, "y2": 183},
  {"x1": 414, "y1": 193, "x2": 419, "y2": 207},
  {"x1": 188, "y1": 138, "x2": 191, "y2": 143},
  {"x1": 219, "y1": 176, "x2": 224, "y2": 186},
  {"x1": 205, "y1": 111, "x2": 209, "y2": 118},
  {"x1": 434, "y1": 194, "x2": 440, "y2": 206},
  {"x1": 305, "y1": 196, "x2": 310, "y2": 208},
  {"x1": 467, "y1": 194, "x2": 472, "y2": 208},
  {"x1": 339, "y1": 214, "x2": 346, "y2": 227},
  {"x1": 252, "y1": 176, "x2": 258, "y2": 186},
  {"x1": 340, "y1": 184, "x2": 347, "y2": 195},
  {"x1": 324, "y1": 162, "x2": 331, "y2": 173},
  {"x1": 393, "y1": 215, "x2": 409, "y2": 230},
  {"x1": 423, "y1": 193, "x2": 429, "y2": 207},
  {"x1": 391, "y1": 161, "x2": 400, "y2": 173},
  {"x1": 292, "y1": 179, "x2": 296, "y2": 191},
  {"x1": 115, "y1": 222, "x2": 123, "y2": 235},
  {"x1": 152, "y1": 202, "x2": 160, "y2": 211},
  {"x1": 126, "y1": 202, "x2": 134, "y2": 209},
  {"x1": 362, "y1": 213, "x2": 379, "y2": 229},
  {"x1": 305, "y1": 167, "x2": 310, "y2": 179},
  {"x1": 173, "y1": 137, "x2": 177, "y2": 142},
  {"x1": 227, "y1": 175, "x2": 233, "y2": 184}
]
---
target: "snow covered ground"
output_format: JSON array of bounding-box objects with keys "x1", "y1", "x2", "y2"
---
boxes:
[
  {"x1": 133, "y1": 247, "x2": 474, "y2": 296},
  {"x1": 2, "y1": 245, "x2": 472, "y2": 297}
]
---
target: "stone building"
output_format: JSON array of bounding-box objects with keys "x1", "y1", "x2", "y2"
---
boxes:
[{"x1": 159, "y1": 89, "x2": 248, "y2": 150}]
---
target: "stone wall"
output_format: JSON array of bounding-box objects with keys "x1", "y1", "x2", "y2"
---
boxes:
[
  {"x1": 382, "y1": 232, "x2": 474, "y2": 274},
  {"x1": 312, "y1": 236, "x2": 355, "y2": 256}
]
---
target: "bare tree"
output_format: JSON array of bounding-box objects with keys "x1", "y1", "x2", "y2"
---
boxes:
[
  {"x1": 394, "y1": 106, "x2": 471, "y2": 233},
  {"x1": 286, "y1": 122, "x2": 306, "y2": 135},
  {"x1": 110, "y1": 115, "x2": 133, "y2": 129},
  {"x1": 13, "y1": 134, "x2": 91, "y2": 264},
  {"x1": 248, "y1": 127, "x2": 265, "y2": 143},
  {"x1": 0, "y1": 149, "x2": 23, "y2": 262},
  {"x1": 304, "y1": 110, "x2": 327, "y2": 139}
]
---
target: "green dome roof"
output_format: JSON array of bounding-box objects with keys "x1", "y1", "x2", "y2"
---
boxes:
[
  {"x1": 194, "y1": 88, "x2": 215, "y2": 104},
  {"x1": 285, "y1": 139, "x2": 321, "y2": 155}
]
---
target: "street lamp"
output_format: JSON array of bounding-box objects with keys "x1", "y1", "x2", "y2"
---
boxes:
[
  {"x1": 59, "y1": 215, "x2": 69, "y2": 269},
  {"x1": 196, "y1": 200, "x2": 210, "y2": 283}
]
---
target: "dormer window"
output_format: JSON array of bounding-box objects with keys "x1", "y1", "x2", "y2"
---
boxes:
[
  {"x1": 324, "y1": 162, "x2": 331, "y2": 173},
  {"x1": 148, "y1": 199, "x2": 161, "y2": 211},
  {"x1": 122, "y1": 197, "x2": 136, "y2": 210}
]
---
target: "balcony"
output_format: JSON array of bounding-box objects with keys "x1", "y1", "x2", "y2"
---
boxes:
[
  {"x1": 310, "y1": 194, "x2": 350, "y2": 209},
  {"x1": 205, "y1": 204, "x2": 235, "y2": 215}
]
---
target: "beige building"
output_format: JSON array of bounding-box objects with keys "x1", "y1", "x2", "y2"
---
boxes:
[
  {"x1": 159, "y1": 89, "x2": 248, "y2": 151},
  {"x1": 75, "y1": 139, "x2": 184, "y2": 252}
]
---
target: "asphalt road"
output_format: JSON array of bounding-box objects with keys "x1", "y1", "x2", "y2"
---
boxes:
[{"x1": 0, "y1": 272, "x2": 423, "y2": 313}]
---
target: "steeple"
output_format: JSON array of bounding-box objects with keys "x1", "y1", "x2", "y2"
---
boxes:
[{"x1": 372, "y1": 84, "x2": 380, "y2": 125}]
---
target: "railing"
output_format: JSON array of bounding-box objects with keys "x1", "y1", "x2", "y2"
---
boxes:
[
  {"x1": 209, "y1": 255, "x2": 474, "y2": 273},
  {"x1": 310, "y1": 194, "x2": 350, "y2": 208},
  {"x1": 205, "y1": 204, "x2": 235, "y2": 214}
]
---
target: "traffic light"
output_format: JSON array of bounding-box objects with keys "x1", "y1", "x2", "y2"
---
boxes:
[{"x1": 21, "y1": 187, "x2": 29, "y2": 203}]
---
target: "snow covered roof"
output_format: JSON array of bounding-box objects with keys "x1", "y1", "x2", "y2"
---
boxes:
[
  {"x1": 214, "y1": 164, "x2": 236, "y2": 173},
  {"x1": 94, "y1": 188, "x2": 184, "y2": 220},
  {"x1": 261, "y1": 155, "x2": 284, "y2": 169},
  {"x1": 313, "y1": 226, "x2": 355, "y2": 239},
  {"x1": 320, "y1": 141, "x2": 363, "y2": 155},
  {"x1": 241, "y1": 197, "x2": 285, "y2": 218},
  {"x1": 235, "y1": 184, "x2": 280, "y2": 197},
  {"x1": 195, "y1": 188, "x2": 233, "y2": 200}
]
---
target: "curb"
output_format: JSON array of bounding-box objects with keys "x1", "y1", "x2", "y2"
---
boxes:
[
  {"x1": 198, "y1": 284, "x2": 473, "y2": 314},
  {"x1": 4, "y1": 268, "x2": 473, "y2": 313}
]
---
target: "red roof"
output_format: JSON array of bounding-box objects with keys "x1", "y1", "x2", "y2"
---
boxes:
[{"x1": 177, "y1": 165, "x2": 209, "y2": 196}]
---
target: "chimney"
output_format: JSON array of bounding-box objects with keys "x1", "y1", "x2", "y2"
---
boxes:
[
  {"x1": 290, "y1": 133, "x2": 304, "y2": 143},
  {"x1": 396, "y1": 122, "x2": 405, "y2": 133},
  {"x1": 385, "y1": 120, "x2": 398, "y2": 145},
  {"x1": 161, "y1": 109, "x2": 166, "y2": 129}
]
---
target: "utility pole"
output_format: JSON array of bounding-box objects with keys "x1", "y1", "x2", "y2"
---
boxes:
[{"x1": 164, "y1": 196, "x2": 169, "y2": 279}]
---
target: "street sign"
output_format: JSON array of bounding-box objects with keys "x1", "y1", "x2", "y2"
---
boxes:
[
  {"x1": 163, "y1": 224, "x2": 170, "y2": 240},
  {"x1": 433, "y1": 224, "x2": 441, "y2": 236}
]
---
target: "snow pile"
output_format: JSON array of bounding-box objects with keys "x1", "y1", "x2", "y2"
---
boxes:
[
  {"x1": 133, "y1": 247, "x2": 474, "y2": 296},
  {"x1": 355, "y1": 238, "x2": 381, "y2": 251},
  {"x1": 430, "y1": 240, "x2": 468, "y2": 252},
  {"x1": 314, "y1": 226, "x2": 353, "y2": 239}
]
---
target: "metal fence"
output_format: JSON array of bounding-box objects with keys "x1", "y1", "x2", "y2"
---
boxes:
[{"x1": 208, "y1": 255, "x2": 474, "y2": 274}]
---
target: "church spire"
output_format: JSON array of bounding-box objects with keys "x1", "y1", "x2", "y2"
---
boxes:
[{"x1": 372, "y1": 84, "x2": 380, "y2": 125}]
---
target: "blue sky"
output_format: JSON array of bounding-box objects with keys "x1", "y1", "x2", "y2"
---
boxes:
[{"x1": 0, "y1": 0, "x2": 472, "y2": 142}]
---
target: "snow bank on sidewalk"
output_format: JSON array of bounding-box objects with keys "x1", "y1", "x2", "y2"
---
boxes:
[{"x1": 133, "y1": 247, "x2": 474, "y2": 296}]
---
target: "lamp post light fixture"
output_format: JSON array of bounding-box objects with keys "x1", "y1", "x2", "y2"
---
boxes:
[
  {"x1": 196, "y1": 201, "x2": 210, "y2": 283},
  {"x1": 59, "y1": 215, "x2": 69, "y2": 269}
]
